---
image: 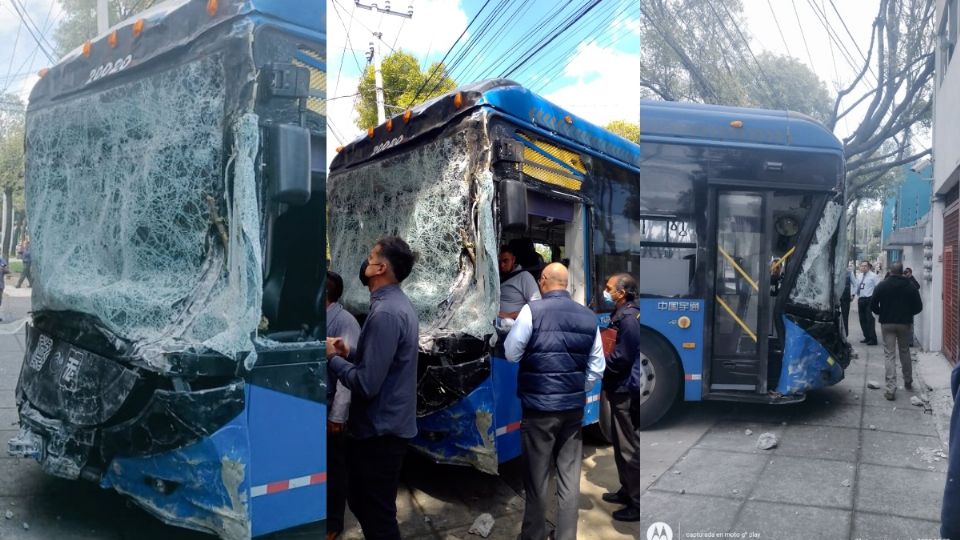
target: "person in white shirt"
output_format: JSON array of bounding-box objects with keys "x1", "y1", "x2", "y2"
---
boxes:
[
  {"x1": 503, "y1": 263, "x2": 604, "y2": 540},
  {"x1": 853, "y1": 261, "x2": 880, "y2": 345}
]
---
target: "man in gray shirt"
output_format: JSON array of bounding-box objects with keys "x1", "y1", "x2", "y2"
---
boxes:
[
  {"x1": 327, "y1": 236, "x2": 419, "y2": 540},
  {"x1": 498, "y1": 246, "x2": 541, "y2": 320},
  {"x1": 324, "y1": 270, "x2": 360, "y2": 539}
]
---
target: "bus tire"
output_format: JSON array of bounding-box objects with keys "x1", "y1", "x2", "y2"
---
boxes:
[
  {"x1": 597, "y1": 391, "x2": 613, "y2": 444},
  {"x1": 633, "y1": 329, "x2": 681, "y2": 430}
]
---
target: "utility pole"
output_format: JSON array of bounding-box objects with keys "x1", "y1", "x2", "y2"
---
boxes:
[
  {"x1": 97, "y1": 0, "x2": 109, "y2": 34},
  {"x1": 357, "y1": 1, "x2": 412, "y2": 124}
]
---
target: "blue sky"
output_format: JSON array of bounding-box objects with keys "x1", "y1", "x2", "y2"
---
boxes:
[{"x1": 326, "y1": 0, "x2": 641, "y2": 149}]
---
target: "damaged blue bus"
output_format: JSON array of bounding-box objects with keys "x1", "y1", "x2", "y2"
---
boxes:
[
  {"x1": 8, "y1": 1, "x2": 327, "y2": 538},
  {"x1": 326, "y1": 80, "x2": 850, "y2": 473}
]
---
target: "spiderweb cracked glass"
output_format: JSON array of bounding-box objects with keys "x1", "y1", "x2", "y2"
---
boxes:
[
  {"x1": 327, "y1": 127, "x2": 498, "y2": 340},
  {"x1": 790, "y1": 199, "x2": 843, "y2": 311},
  {"x1": 25, "y1": 55, "x2": 263, "y2": 369}
]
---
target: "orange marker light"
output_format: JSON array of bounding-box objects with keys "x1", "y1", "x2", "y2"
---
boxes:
[
  {"x1": 336, "y1": 146, "x2": 344, "y2": 153},
  {"x1": 730, "y1": 120, "x2": 743, "y2": 128},
  {"x1": 108, "y1": 31, "x2": 118, "y2": 48},
  {"x1": 564, "y1": 115, "x2": 573, "y2": 124},
  {"x1": 453, "y1": 92, "x2": 463, "y2": 109},
  {"x1": 132, "y1": 19, "x2": 145, "y2": 38},
  {"x1": 207, "y1": 0, "x2": 218, "y2": 16},
  {"x1": 402, "y1": 109, "x2": 412, "y2": 123},
  {"x1": 82, "y1": 41, "x2": 92, "y2": 57},
  {"x1": 367, "y1": 127, "x2": 375, "y2": 138},
  {"x1": 37, "y1": 68, "x2": 49, "y2": 78},
  {"x1": 386, "y1": 119, "x2": 393, "y2": 132}
]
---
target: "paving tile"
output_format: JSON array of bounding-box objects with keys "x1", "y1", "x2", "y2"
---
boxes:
[
  {"x1": 792, "y1": 401, "x2": 863, "y2": 429},
  {"x1": 694, "y1": 421, "x2": 786, "y2": 455},
  {"x1": 860, "y1": 430, "x2": 948, "y2": 472},
  {"x1": 862, "y1": 405, "x2": 938, "y2": 436},
  {"x1": 633, "y1": 491, "x2": 740, "y2": 538},
  {"x1": 732, "y1": 500, "x2": 850, "y2": 539},
  {"x1": 0, "y1": 390, "x2": 16, "y2": 409},
  {"x1": 751, "y1": 455, "x2": 856, "y2": 509},
  {"x1": 851, "y1": 511, "x2": 942, "y2": 540},
  {"x1": 0, "y1": 459, "x2": 66, "y2": 496},
  {"x1": 855, "y1": 463, "x2": 947, "y2": 521},
  {"x1": 651, "y1": 448, "x2": 766, "y2": 499},
  {"x1": 775, "y1": 424, "x2": 860, "y2": 462}
]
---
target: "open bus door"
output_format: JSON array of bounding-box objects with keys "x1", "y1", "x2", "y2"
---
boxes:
[{"x1": 707, "y1": 189, "x2": 774, "y2": 397}]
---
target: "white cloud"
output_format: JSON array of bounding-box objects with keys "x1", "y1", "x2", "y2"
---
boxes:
[
  {"x1": 325, "y1": 74, "x2": 362, "y2": 167},
  {"x1": 545, "y1": 42, "x2": 640, "y2": 127}
]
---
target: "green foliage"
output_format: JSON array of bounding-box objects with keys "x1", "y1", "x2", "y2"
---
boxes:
[
  {"x1": 54, "y1": 0, "x2": 159, "y2": 56},
  {"x1": 0, "y1": 94, "x2": 25, "y2": 211},
  {"x1": 604, "y1": 120, "x2": 640, "y2": 143},
  {"x1": 355, "y1": 51, "x2": 456, "y2": 129}
]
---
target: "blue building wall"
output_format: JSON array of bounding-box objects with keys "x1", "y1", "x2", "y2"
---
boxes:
[{"x1": 881, "y1": 163, "x2": 933, "y2": 246}]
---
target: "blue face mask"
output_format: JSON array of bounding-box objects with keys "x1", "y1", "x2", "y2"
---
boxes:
[{"x1": 602, "y1": 290, "x2": 614, "y2": 304}]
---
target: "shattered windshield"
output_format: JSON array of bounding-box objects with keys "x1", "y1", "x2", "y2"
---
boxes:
[
  {"x1": 327, "y1": 126, "x2": 498, "y2": 340},
  {"x1": 25, "y1": 54, "x2": 264, "y2": 368},
  {"x1": 790, "y1": 197, "x2": 844, "y2": 311}
]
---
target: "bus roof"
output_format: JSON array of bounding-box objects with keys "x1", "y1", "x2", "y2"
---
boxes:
[
  {"x1": 639, "y1": 99, "x2": 843, "y2": 152},
  {"x1": 331, "y1": 79, "x2": 644, "y2": 171},
  {"x1": 29, "y1": 0, "x2": 323, "y2": 107}
]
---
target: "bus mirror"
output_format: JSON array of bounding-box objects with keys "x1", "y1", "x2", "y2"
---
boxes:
[
  {"x1": 267, "y1": 124, "x2": 312, "y2": 205},
  {"x1": 499, "y1": 179, "x2": 527, "y2": 233}
]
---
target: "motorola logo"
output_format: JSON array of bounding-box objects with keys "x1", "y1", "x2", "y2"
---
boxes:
[{"x1": 647, "y1": 522, "x2": 674, "y2": 540}]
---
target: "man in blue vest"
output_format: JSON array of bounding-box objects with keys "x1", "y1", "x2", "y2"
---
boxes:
[{"x1": 504, "y1": 263, "x2": 605, "y2": 540}]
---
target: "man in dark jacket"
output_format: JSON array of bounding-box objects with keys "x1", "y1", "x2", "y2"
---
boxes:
[
  {"x1": 327, "y1": 236, "x2": 419, "y2": 540},
  {"x1": 504, "y1": 263, "x2": 605, "y2": 540},
  {"x1": 905, "y1": 267, "x2": 922, "y2": 290},
  {"x1": 942, "y1": 362, "x2": 960, "y2": 539},
  {"x1": 870, "y1": 262, "x2": 923, "y2": 400},
  {"x1": 840, "y1": 268, "x2": 854, "y2": 336},
  {"x1": 600, "y1": 273, "x2": 643, "y2": 523}
]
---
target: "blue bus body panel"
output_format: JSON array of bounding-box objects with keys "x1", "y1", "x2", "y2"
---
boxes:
[
  {"x1": 775, "y1": 316, "x2": 845, "y2": 394},
  {"x1": 413, "y1": 374, "x2": 497, "y2": 472},
  {"x1": 412, "y1": 358, "x2": 601, "y2": 470},
  {"x1": 246, "y1": 384, "x2": 326, "y2": 537},
  {"x1": 101, "y1": 384, "x2": 326, "y2": 538},
  {"x1": 627, "y1": 299, "x2": 706, "y2": 401}
]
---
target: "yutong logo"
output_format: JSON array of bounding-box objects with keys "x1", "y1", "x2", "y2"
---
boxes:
[
  {"x1": 372, "y1": 135, "x2": 404, "y2": 155},
  {"x1": 647, "y1": 522, "x2": 674, "y2": 540}
]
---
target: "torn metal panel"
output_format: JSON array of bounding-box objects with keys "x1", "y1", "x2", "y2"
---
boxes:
[
  {"x1": 413, "y1": 364, "x2": 498, "y2": 475},
  {"x1": 789, "y1": 199, "x2": 844, "y2": 311},
  {"x1": 774, "y1": 316, "x2": 844, "y2": 395},
  {"x1": 102, "y1": 415, "x2": 252, "y2": 540}
]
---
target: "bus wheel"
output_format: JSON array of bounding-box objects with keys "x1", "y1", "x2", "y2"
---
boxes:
[
  {"x1": 597, "y1": 391, "x2": 613, "y2": 444},
  {"x1": 633, "y1": 331, "x2": 681, "y2": 430}
]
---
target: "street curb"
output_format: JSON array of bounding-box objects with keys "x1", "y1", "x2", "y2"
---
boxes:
[{"x1": 914, "y1": 350, "x2": 954, "y2": 448}]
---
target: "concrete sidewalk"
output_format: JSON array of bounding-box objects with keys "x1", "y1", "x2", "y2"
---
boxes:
[{"x1": 637, "y1": 302, "x2": 951, "y2": 539}]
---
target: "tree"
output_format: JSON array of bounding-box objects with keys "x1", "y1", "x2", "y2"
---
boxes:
[
  {"x1": 635, "y1": 0, "x2": 933, "y2": 203},
  {"x1": 355, "y1": 51, "x2": 457, "y2": 129},
  {"x1": 604, "y1": 120, "x2": 640, "y2": 143},
  {"x1": 0, "y1": 94, "x2": 26, "y2": 259},
  {"x1": 54, "y1": 0, "x2": 160, "y2": 55}
]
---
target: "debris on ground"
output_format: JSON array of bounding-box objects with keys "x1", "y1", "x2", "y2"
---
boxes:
[
  {"x1": 22, "y1": 522, "x2": 29, "y2": 530},
  {"x1": 424, "y1": 516, "x2": 432, "y2": 524},
  {"x1": 744, "y1": 429, "x2": 753, "y2": 436},
  {"x1": 673, "y1": 470, "x2": 681, "y2": 475},
  {"x1": 444, "y1": 535, "x2": 463, "y2": 540},
  {"x1": 867, "y1": 381, "x2": 881, "y2": 389},
  {"x1": 4, "y1": 510, "x2": 12, "y2": 520},
  {"x1": 841, "y1": 479, "x2": 851, "y2": 487},
  {"x1": 911, "y1": 396, "x2": 924, "y2": 407},
  {"x1": 757, "y1": 433, "x2": 778, "y2": 450},
  {"x1": 468, "y1": 513, "x2": 495, "y2": 538},
  {"x1": 680, "y1": 489, "x2": 686, "y2": 494},
  {"x1": 869, "y1": 425, "x2": 877, "y2": 430}
]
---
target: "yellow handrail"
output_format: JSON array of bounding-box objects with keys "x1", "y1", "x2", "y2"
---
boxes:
[
  {"x1": 714, "y1": 295, "x2": 758, "y2": 343},
  {"x1": 718, "y1": 246, "x2": 759, "y2": 292}
]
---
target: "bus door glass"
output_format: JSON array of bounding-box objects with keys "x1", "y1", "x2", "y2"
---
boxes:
[{"x1": 711, "y1": 191, "x2": 772, "y2": 392}]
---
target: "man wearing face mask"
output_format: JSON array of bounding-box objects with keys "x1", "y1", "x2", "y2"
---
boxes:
[
  {"x1": 599, "y1": 273, "x2": 643, "y2": 523},
  {"x1": 327, "y1": 236, "x2": 419, "y2": 540}
]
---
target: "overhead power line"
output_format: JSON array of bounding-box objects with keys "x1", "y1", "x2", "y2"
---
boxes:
[
  {"x1": 500, "y1": 0, "x2": 605, "y2": 79},
  {"x1": 7, "y1": 0, "x2": 56, "y2": 63}
]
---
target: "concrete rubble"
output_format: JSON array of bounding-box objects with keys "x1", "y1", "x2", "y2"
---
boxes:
[
  {"x1": 467, "y1": 513, "x2": 495, "y2": 538},
  {"x1": 756, "y1": 432, "x2": 778, "y2": 450}
]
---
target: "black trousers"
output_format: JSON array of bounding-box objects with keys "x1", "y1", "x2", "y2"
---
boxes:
[
  {"x1": 16, "y1": 262, "x2": 30, "y2": 288},
  {"x1": 346, "y1": 435, "x2": 409, "y2": 540},
  {"x1": 607, "y1": 391, "x2": 642, "y2": 509},
  {"x1": 858, "y1": 297, "x2": 877, "y2": 342},
  {"x1": 520, "y1": 408, "x2": 584, "y2": 540},
  {"x1": 327, "y1": 430, "x2": 349, "y2": 533},
  {"x1": 841, "y1": 299, "x2": 851, "y2": 337}
]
